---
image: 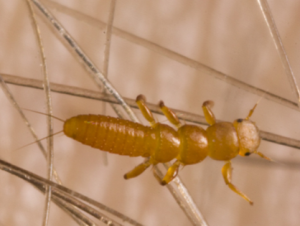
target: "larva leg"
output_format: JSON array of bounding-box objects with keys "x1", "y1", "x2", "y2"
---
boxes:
[
  {"x1": 124, "y1": 158, "x2": 152, "y2": 179},
  {"x1": 202, "y1": 101, "x2": 216, "y2": 125},
  {"x1": 158, "y1": 101, "x2": 181, "y2": 128},
  {"x1": 159, "y1": 160, "x2": 181, "y2": 185},
  {"x1": 222, "y1": 161, "x2": 253, "y2": 205},
  {"x1": 136, "y1": 95, "x2": 156, "y2": 127}
]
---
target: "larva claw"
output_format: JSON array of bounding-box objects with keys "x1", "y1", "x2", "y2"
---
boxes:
[
  {"x1": 159, "y1": 100, "x2": 165, "y2": 108},
  {"x1": 161, "y1": 180, "x2": 167, "y2": 186},
  {"x1": 202, "y1": 100, "x2": 214, "y2": 108},
  {"x1": 136, "y1": 94, "x2": 146, "y2": 102}
]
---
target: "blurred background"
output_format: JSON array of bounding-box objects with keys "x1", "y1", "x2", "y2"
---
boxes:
[{"x1": 0, "y1": 0, "x2": 299, "y2": 225}]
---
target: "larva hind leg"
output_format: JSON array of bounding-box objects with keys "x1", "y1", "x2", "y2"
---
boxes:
[
  {"x1": 136, "y1": 95, "x2": 156, "y2": 127},
  {"x1": 124, "y1": 158, "x2": 152, "y2": 179},
  {"x1": 222, "y1": 161, "x2": 253, "y2": 205},
  {"x1": 158, "y1": 101, "x2": 181, "y2": 128},
  {"x1": 202, "y1": 101, "x2": 216, "y2": 125}
]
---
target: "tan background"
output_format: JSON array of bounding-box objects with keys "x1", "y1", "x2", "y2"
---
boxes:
[{"x1": 0, "y1": 0, "x2": 300, "y2": 225}]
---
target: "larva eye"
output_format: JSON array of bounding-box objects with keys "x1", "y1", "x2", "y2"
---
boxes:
[
  {"x1": 245, "y1": 152, "x2": 251, "y2": 156},
  {"x1": 237, "y1": 119, "x2": 243, "y2": 123}
]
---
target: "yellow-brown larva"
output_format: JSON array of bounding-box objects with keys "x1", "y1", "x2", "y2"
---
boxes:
[{"x1": 62, "y1": 94, "x2": 271, "y2": 205}]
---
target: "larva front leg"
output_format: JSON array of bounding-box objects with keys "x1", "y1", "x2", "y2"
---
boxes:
[{"x1": 221, "y1": 161, "x2": 253, "y2": 205}]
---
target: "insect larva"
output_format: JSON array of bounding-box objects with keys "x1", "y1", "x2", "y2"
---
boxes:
[{"x1": 62, "y1": 94, "x2": 270, "y2": 205}]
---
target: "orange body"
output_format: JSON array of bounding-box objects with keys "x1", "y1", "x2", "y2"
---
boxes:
[{"x1": 62, "y1": 94, "x2": 269, "y2": 205}]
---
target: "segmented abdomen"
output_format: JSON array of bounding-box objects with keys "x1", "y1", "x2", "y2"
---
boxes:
[{"x1": 63, "y1": 115, "x2": 157, "y2": 157}]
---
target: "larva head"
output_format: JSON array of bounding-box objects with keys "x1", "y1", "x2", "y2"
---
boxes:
[{"x1": 233, "y1": 118, "x2": 260, "y2": 157}]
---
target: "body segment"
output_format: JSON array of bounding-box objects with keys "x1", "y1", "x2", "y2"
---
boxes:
[{"x1": 206, "y1": 122, "x2": 239, "y2": 160}]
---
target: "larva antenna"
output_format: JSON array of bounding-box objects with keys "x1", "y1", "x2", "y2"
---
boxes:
[
  {"x1": 14, "y1": 130, "x2": 64, "y2": 151},
  {"x1": 245, "y1": 93, "x2": 266, "y2": 120},
  {"x1": 22, "y1": 108, "x2": 65, "y2": 122},
  {"x1": 254, "y1": 150, "x2": 282, "y2": 167},
  {"x1": 245, "y1": 103, "x2": 257, "y2": 120}
]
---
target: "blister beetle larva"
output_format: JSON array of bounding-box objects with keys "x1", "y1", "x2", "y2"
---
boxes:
[{"x1": 62, "y1": 94, "x2": 270, "y2": 205}]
